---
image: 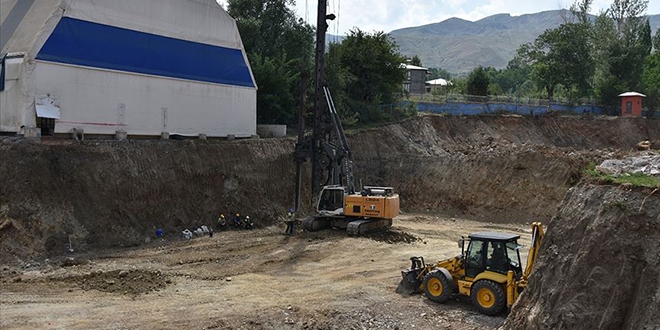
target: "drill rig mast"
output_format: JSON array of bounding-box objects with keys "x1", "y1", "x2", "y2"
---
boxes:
[{"x1": 293, "y1": 1, "x2": 399, "y2": 235}]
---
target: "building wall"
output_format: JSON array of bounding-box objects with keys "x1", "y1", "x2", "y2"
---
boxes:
[
  {"x1": 0, "y1": 58, "x2": 23, "y2": 132},
  {"x1": 408, "y1": 69, "x2": 427, "y2": 95},
  {"x1": 35, "y1": 62, "x2": 256, "y2": 137},
  {"x1": 620, "y1": 96, "x2": 643, "y2": 117}
]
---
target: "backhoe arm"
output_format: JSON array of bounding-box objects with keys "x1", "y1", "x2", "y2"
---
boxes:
[{"x1": 523, "y1": 222, "x2": 545, "y2": 280}]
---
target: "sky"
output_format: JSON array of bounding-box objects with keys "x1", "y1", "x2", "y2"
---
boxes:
[{"x1": 216, "y1": 0, "x2": 660, "y2": 35}]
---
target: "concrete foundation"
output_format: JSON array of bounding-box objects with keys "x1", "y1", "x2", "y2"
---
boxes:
[
  {"x1": 24, "y1": 127, "x2": 41, "y2": 139},
  {"x1": 72, "y1": 128, "x2": 84, "y2": 141},
  {"x1": 257, "y1": 125, "x2": 287, "y2": 138},
  {"x1": 115, "y1": 130, "x2": 128, "y2": 140}
]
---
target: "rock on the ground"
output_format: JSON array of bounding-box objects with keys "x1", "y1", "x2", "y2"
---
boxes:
[{"x1": 595, "y1": 153, "x2": 660, "y2": 177}]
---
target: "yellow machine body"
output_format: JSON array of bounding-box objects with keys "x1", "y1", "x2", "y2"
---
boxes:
[
  {"x1": 400, "y1": 222, "x2": 545, "y2": 315},
  {"x1": 344, "y1": 193, "x2": 400, "y2": 219},
  {"x1": 303, "y1": 186, "x2": 400, "y2": 234}
]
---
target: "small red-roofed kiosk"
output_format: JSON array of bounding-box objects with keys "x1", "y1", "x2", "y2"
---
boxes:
[{"x1": 618, "y1": 92, "x2": 646, "y2": 117}]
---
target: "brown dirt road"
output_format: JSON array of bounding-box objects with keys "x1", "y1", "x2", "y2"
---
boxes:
[{"x1": 1, "y1": 214, "x2": 532, "y2": 330}]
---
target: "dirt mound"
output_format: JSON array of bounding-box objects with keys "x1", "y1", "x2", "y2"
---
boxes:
[
  {"x1": 65, "y1": 269, "x2": 171, "y2": 295},
  {"x1": 503, "y1": 184, "x2": 660, "y2": 330},
  {"x1": 362, "y1": 229, "x2": 420, "y2": 244}
]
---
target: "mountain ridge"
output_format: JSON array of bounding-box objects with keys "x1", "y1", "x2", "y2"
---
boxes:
[{"x1": 388, "y1": 10, "x2": 660, "y2": 74}]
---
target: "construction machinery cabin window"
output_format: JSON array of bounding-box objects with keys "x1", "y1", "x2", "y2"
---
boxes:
[
  {"x1": 466, "y1": 240, "x2": 486, "y2": 277},
  {"x1": 319, "y1": 188, "x2": 344, "y2": 213},
  {"x1": 486, "y1": 241, "x2": 508, "y2": 274}
]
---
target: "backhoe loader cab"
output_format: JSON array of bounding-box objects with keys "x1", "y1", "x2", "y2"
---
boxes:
[
  {"x1": 401, "y1": 222, "x2": 545, "y2": 316},
  {"x1": 462, "y1": 233, "x2": 523, "y2": 279}
]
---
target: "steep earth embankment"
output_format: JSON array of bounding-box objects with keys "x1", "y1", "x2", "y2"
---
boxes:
[
  {"x1": 0, "y1": 139, "x2": 302, "y2": 262},
  {"x1": 503, "y1": 183, "x2": 660, "y2": 330},
  {"x1": 351, "y1": 116, "x2": 659, "y2": 221},
  {"x1": 1, "y1": 115, "x2": 658, "y2": 262}
]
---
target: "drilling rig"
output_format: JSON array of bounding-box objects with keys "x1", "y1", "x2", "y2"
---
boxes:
[{"x1": 293, "y1": 0, "x2": 399, "y2": 235}]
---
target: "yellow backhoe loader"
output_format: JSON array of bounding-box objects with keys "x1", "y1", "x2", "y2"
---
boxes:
[{"x1": 400, "y1": 222, "x2": 544, "y2": 315}]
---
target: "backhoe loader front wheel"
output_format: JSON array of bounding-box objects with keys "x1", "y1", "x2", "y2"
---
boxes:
[
  {"x1": 423, "y1": 270, "x2": 452, "y2": 303},
  {"x1": 470, "y1": 280, "x2": 506, "y2": 315}
]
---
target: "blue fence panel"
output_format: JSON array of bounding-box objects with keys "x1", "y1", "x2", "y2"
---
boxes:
[{"x1": 414, "y1": 101, "x2": 608, "y2": 116}]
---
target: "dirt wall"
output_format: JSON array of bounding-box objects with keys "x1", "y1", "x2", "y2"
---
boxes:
[
  {"x1": 0, "y1": 139, "x2": 305, "y2": 262},
  {"x1": 503, "y1": 184, "x2": 660, "y2": 330},
  {"x1": 1, "y1": 115, "x2": 658, "y2": 262},
  {"x1": 350, "y1": 116, "x2": 659, "y2": 221}
]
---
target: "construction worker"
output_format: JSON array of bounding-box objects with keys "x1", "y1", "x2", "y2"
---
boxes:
[
  {"x1": 285, "y1": 209, "x2": 295, "y2": 235},
  {"x1": 243, "y1": 216, "x2": 253, "y2": 230},
  {"x1": 217, "y1": 214, "x2": 227, "y2": 231},
  {"x1": 233, "y1": 213, "x2": 242, "y2": 227}
]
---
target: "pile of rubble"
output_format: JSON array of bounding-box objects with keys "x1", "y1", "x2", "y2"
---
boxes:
[{"x1": 595, "y1": 152, "x2": 660, "y2": 177}]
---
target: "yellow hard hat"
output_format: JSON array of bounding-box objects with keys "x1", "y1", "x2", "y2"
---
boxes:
[
  {"x1": 236, "y1": 213, "x2": 240, "y2": 216},
  {"x1": 220, "y1": 214, "x2": 224, "y2": 217}
]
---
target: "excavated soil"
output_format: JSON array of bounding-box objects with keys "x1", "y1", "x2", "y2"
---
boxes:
[
  {"x1": 2, "y1": 115, "x2": 658, "y2": 263},
  {"x1": 1, "y1": 114, "x2": 660, "y2": 329},
  {"x1": 65, "y1": 269, "x2": 171, "y2": 295},
  {"x1": 0, "y1": 215, "x2": 529, "y2": 330},
  {"x1": 361, "y1": 228, "x2": 420, "y2": 244},
  {"x1": 503, "y1": 183, "x2": 660, "y2": 330}
]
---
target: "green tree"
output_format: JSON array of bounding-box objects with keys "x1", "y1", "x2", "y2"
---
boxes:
[
  {"x1": 324, "y1": 43, "x2": 358, "y2": 125},
  {"x1": 609, "y1": 0, "x2": 648, "y2": 35},
  {"x1": 654, "y1": 28, "x2": 660, "y2": 50},
  {"x1": 643, "y1": 51, "x2": 660, "y2": 116},
  {"x1": 500, "y1": 58, "x2": 534, "y2": 96},
  {"x1": 326, "y1": 28, "x2": 406, "y2": 124},
  {"x1": 570, "y1": 0, "x2": 594, "y2": 24},
  {"x1": 466, "y1": 66, "x2": 490, "y2": 96},
  {"x1": 428, "y1": 67, "x2": 452, "y2": 80},
  {"x1": 227, "y1": 0, "x2": 314, "y2": 124},
  {"x1": 517, "y1": 22, "x2": 594, "y2": 101},
  {"x1": 410, "y1": 55, "x2": 423, "y2": 67},
  {"x1": 592, "y1": 2, "x2": 652, "y2": 109},
  {"x1": 250, "y1": 54, "x2": 298, "y2": 124}
]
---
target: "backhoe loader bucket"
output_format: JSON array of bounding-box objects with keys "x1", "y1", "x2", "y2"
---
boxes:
[{"x1": 396, "y1": 257, "x2": 427, "y2": 295}]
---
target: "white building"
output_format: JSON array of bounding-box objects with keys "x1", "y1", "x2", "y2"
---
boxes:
[
  {"x1": 426, "y1": 78, "x2": 452, "y2": 94},
  {"x1": 0, "y1": 0, "x2": 256, "y2": 137}
]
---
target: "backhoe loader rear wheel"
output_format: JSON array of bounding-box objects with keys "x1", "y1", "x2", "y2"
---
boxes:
[
  {"x1": 423, "y1": 270, "x2": 452, "y2": 303},
  {"x1": 470, "y1": 280, "x2": 506, "y2": 315}
]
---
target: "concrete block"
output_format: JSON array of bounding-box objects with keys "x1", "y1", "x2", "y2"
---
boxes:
[
  {"x1": 24, "y1": 127, "x2": 41, "y2": 139},
  {"x1": 198, "y1": 134, "x2": 207, "y2": 140},
  {"x1": 227, "y1": 134, "x2": 235, "y2": 141},
  {"x1": 72, "y1": 128, "x2": 84, "y2": 141},
  {"x1": 161, "y1": 132, "x2": 170, "y2": 140},
  {"x1": 115, "y1": 130, "x2": 128, "y2": 141},
  {"x1": 257, "y1": 125, "x2": 287, "y2": 138}
]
